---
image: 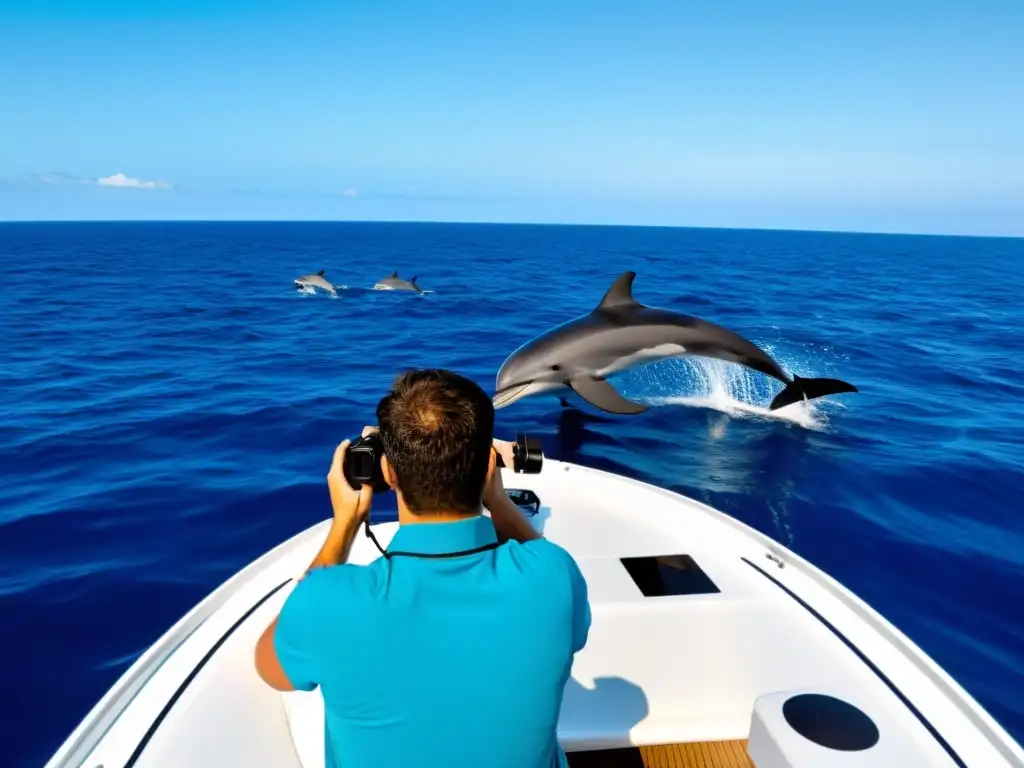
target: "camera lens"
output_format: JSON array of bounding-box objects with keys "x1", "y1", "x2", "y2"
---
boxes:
[
  {"x1": 352, "y1": 453, "x2": 373, "y2": 481},
  {"x1": 342, "y1": 434, "x2": 390, "y2": 492}
]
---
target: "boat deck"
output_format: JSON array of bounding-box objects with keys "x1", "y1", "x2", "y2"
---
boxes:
[
  {"x1": 568, "y1": 740, "x2": 753, "y2": 768},
  {"x1": 45, "y1": 460, "x2": 1024, "y2": 768}
]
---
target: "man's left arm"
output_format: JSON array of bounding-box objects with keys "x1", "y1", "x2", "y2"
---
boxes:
[
  {"x1": 254, "y1": 436, "x2": 373, "y2": 690},
  {"x1": 255, "y1": 573, "x2": 324, "y2": 692}
]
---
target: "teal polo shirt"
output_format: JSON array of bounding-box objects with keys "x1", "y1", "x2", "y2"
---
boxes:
[{"x1": 274, "y1": 515, "x2": 591, "y2": 768}]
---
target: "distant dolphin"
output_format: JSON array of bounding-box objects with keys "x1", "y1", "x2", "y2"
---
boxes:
[
  {"x1": 374, "y1": 271, "x2": 423, "y2": 292},
  {"x1": 294, "y1": 270, "x2": 337, "y2": 295},
  {"x1": 492, "y1": 271, "x2": 857, "y2": 415}
]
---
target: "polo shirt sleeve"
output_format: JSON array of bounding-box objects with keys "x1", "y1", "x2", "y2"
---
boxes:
[
  {"x1": 520, "y1": 539, "x2": 593, "y2": 652},
  {"x1": 565, "y1": 550, "x2": 591, "y2": 653},
  {"x1": 273, "y1": 570, "x2": 327, "y2": 692},
  {"x1": 535, "y1": 540, "x2": 592, "y2": 652}
]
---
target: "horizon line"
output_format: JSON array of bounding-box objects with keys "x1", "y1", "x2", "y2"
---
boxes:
[{"x1": 0, "y1": 217, "x2": 1022, "y2": 241}]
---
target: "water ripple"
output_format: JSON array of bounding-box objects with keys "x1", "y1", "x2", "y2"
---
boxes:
[{"x1": 1, "y1": 222, "x2": 1023, "y2": 766}]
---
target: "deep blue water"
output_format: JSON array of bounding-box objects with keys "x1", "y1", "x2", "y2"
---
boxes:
[{"x1": 2, "y1": 221, "x2": 1023, "y2": 766}]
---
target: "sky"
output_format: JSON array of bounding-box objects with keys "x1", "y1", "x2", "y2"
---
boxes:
[{"x1": 1, "y1": 0, "x2": 1022, "y2": 235}]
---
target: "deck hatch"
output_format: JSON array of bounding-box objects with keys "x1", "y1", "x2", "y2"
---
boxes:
[{"x1": 620, "y1": 554, "x2": 720, "y2": 597}]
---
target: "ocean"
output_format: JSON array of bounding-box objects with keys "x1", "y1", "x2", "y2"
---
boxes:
[{"x1": 2, "y1": 221, "x2": 1022, "y2": 766}]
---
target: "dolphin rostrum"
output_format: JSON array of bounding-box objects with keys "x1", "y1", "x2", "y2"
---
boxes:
[
  {"x1": 492, "y1": 271, "x2": 857, "y2": 415},
  {"x1": 294, "y1": 270, "x2": 337, "y2": 296},
  {"x1": 374, "y1": 271, "x2": 423, "y2": 292}
]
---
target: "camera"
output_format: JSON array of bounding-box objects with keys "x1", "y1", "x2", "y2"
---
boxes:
[
  {"x1": 342, "y1": 433, "x2": 391, "y2": 493},
  {"x1": 497, "y1": 432, "x2": 544, "y2": 475},
  {"x1": 342, "y1": 430, "x2": 543, "y2": 492}
]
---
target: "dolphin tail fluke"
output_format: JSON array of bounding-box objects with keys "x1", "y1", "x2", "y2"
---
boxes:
[
  {"x1": 569, "y1": 376, "x2": 648, "y2": 415},
  {"x1": 769, "y1": 375, "x2": 858, "y2": 410}
]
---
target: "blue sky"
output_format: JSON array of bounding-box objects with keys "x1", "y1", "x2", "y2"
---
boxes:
[{"x1": 1, "y1": 0, "x2": 1022, "y2": 235}]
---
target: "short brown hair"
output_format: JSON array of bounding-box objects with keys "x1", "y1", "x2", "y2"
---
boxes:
[{"x1": 376, "y1": 369, "x2": 495, "y2": 514}]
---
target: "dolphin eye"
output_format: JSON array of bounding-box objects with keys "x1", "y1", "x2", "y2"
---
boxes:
[{"x1": 550, "y1": 364, "x2": 561, "y2": 371}]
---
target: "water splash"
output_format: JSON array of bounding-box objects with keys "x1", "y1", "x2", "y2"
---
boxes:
[
  {"x1": 614, "y1": 349, "x2": 829, "y2": 430},
  {"x1": 295, "y1": 284, "x2": 345, "y2": 297}
]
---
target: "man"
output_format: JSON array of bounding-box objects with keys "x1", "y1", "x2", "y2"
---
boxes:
[{"x1": 254, "y1": 368, "x2": 591, "y2": 768}]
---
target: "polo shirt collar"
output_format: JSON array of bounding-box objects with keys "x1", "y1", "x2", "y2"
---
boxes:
[{"x1": 387, "y1": 514, "x2": 497, "y2": 556}]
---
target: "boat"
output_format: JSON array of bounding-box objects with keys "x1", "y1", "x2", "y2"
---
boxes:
[{"x1": 44, "y1": 456, "x2": 1024, "y2": 768}]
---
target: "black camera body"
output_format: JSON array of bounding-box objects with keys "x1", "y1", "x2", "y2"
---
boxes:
[
  {"x1": 496, "y1": 433, "x2": 544, "y2": 475},
  {"x1": 342, "y1": 431, "x2": 543, "y2": 492}
]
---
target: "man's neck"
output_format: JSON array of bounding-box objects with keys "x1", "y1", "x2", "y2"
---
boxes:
[{"x1": 396, "y1": 505, "x2": 479, "y2": 526}]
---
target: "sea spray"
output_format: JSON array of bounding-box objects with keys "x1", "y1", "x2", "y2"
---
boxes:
[{"x1": 612, "y1": 349, "x2": 826, "y2": 430}]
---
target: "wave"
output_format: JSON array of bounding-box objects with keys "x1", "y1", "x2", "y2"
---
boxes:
[{"x1": 4, "y1": 221, "x2": 1023, "y2": 765}]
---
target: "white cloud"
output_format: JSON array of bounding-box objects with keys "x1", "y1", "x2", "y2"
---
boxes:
[
  {"x1": 96, "y1": 172, "x2": 172, "y2": 190},
  {"x1": 32, "y1": 171, "x2": 173, "y2": 190}
]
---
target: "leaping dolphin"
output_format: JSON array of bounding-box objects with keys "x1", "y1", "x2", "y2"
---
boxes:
[
  {"x1": 492, "y1": 271, "x2": 857, "y2": 415},
  {"x1": 374, "y1": 271, "x2": 423, "y2": 292},
  {"x1": 294, "y1": 270, "x2": 337, "y2": 296}
]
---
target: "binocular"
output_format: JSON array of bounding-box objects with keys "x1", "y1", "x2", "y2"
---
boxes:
[{"x1": 343, "y1": 431, "x2": 544, "y2": 493}]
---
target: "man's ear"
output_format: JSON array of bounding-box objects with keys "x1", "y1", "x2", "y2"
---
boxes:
[
  {"x1": 484, "y1": 445, "x2": 497, "y2": 485},
  {"x1": 381, "y1": 454, "x2": 397, "y2": 489}
]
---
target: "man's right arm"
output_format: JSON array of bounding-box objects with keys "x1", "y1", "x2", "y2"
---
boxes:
[
  {"x1": 526, "y1": 540, "x2": 592, "y2": 652},
  {"x1": 483, "y1": 440, "x2": 542, "y2": 543},
  {"x1": 486, "y1": 490, "x2": 542, "y2": 543},
  {"x1": 566, "y1": 550, "x2": 591, "y2": 652}
]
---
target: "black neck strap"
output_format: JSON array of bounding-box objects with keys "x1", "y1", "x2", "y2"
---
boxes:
[{"x1": 364, "y1": 520, "x2": 500, "y2": 561}]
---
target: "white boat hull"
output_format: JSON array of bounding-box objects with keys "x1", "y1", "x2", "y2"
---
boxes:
[{"x1": 44, "y1": 459, "x2": 1024, "y2": 768}]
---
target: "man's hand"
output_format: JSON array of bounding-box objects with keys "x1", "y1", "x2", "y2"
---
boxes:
[
  {"x1": 303, "y1": 432, "x2": 378, "y2": 573},
  {"x1": 483, "y1": 439, "x2": 515, "y2": 509},
  {"x1": 492, "y1": 438, "x2": 516, "y2": 472},
  {"x1": 326, "y1": 437, "x2": 374, "y2": 524},
  {"x1": 483, "y1": 439, "x2": 540, "y2": 543}
]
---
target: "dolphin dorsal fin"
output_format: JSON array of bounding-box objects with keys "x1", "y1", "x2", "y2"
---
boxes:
[
  {"x1": 391, "y1": 270, "x2": 397, "y2": 277},
  {"x1": 318, "y1": 270, "x2": 325, "y2": 277},
  {"x1": 597, "y1": 271, "x2": 639, "y2": 310}
]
